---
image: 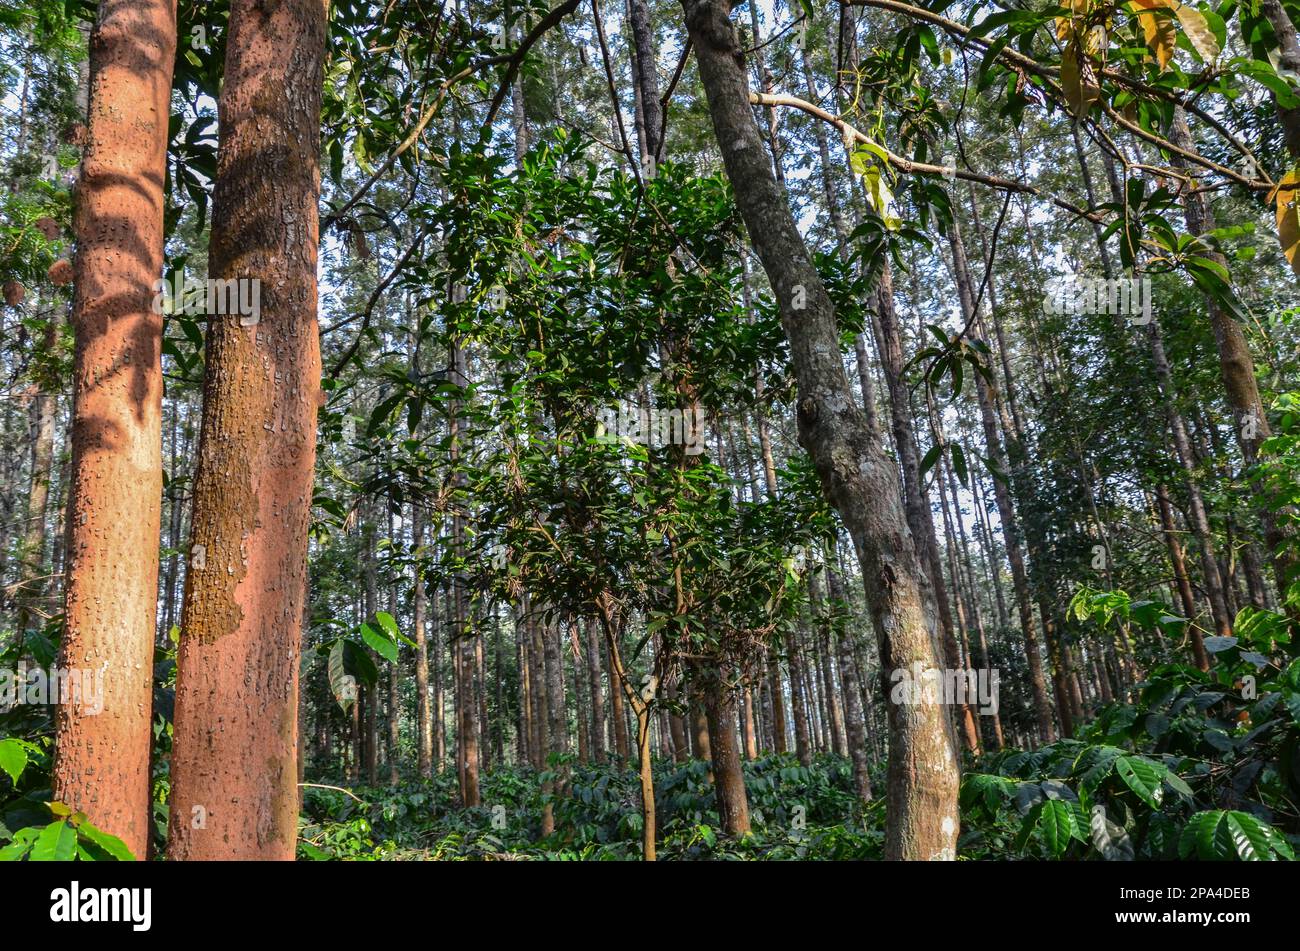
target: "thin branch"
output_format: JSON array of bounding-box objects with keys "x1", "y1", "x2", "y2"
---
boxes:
[
  {"x1": 298, "y1": 783, "x2": 367, "y2": 803},
  {"x1": 841, "y1": 0, "x2": 1274, "y2": 190},
  {"x1": 749, "y1": 91, "x2": 1101, "y2": 222},
  {"x1": 656, "y1": 39, "x2": 692, "y2": 164}
]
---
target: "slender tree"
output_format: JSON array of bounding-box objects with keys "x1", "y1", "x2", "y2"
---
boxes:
[{"x1": 53, "y1": 0, "x2": 177, "y2": 860}]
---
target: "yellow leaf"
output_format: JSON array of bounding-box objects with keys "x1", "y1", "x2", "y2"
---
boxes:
[
  {"x1": 1060, "y1": 39, "x2": 1100, "y2": 118},
  {"x1": 1171, "y1": 3, "x2": 1219, "y2": 64},
  {"x1": 1275, "y1": 168, "x2": 1300, "y2": 277},
  {"x1": 1129, "y1": 0, "x2": 1175, "y2": 68},
  {"x1": 1056, "y1": 0, "x2": 1089, "y2": 41},
  {"x1": 862, "y1": 166, "x2": 901, "y2": 231},
  {"x1": 1128, "y1": 0, "x2": 1218, "y2": 66}
]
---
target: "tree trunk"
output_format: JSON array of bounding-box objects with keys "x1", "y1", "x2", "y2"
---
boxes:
[
  {"x1": 583, "y1": 618, "x2": 607, "y2": 763},
  {"x1": 873, "y1": 260, "x2": 979, "y2": 752},
  {"x1": 786, "y1": 629, "x2": 812, "y2": 765},
  {"x1": 167, "y1": 0, "x2": 327, "y2": 860},
  {"x1": 701, "y1": 665, "x2": 750, "y2": 836},
  {"x1": 938, "y1": 452, "x2": 1004, "y2": 749},
  {"x1": 413, "y1": 506, "x2": 433, "y2": 775},
  {"x1": 1261, "y1": 0, "x2": 1300, "y2": 158},
  {"x1": 1146, "y1": 321, "x2": 1234, "y2": 645},
  {"x1": 53, "y1": 0, "x2": 176, "y2": 860},
  {"x1": 1169, "y1": 108, "x2": 1293, "y2": 591},
  {"x1": 363, "y1": 515, "x2": 379, "y2": 785},
  {"x1": 450, "y1": 339, "x2": 479, "y2": 805},
  {"x1": 681, "y1": 0, "x2": 958, "y2": 859},
  {"x1": 540, "y1": 617, "x2": 568, "y2": 834},
  {"x1": 627, "y1": 0, "x2": 663, "y2": 161},
  {"x1": 608, "y1": 628, "x2": 630, "y2": 761},
  {"x1": 16, "y1": 317, "x2": 57, "y2": 642},
  {"x1": 825, "y1": 539, "x2": 873, "y2": 806}
]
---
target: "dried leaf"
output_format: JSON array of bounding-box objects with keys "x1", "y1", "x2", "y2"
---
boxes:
[
  {"x1": 1274, "y1": 167, "x2": 1300, "y2": 277},
  {"x1": 1060, "y1": 39, "x2": 1100, "y2": 118},
  {"x1": 1171, "y1": 3, "x2": 1219, "y2": 64}
]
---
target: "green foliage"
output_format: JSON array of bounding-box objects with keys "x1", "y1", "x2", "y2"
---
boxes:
[
  {"x1": 298, "y1": 753, "x2": 881, "y2": 861},
  {"x1": 0, "y1": 800, "x2": 133, "y2": 862},
  {"x1": 964, "y1": 572, "x2": 1300, "y2": 860}
]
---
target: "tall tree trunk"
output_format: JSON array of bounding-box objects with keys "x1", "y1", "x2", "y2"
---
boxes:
[
  {"x1": 1261, "y1": 0, "x2": 1300, "y2": 159},
  {"x1": 583, "y1": 619, "x2": 607, "y2": 763},
  {"x1": 971, "y1": 475, "x2": 1010, "y2": 632},
  {"x1": 701, "y1": 665, "x2": 751, "y2": 835},
  {"x1": 16, "y1": 317, "x2": 57, "y2": 642},
  {"x1": 413, "y1": 506, "x2": 433, "y2": 776},
  {"x1": 686, "y1": 664, "x2": 712, "y2": 765},
  {"x1": 874, "y1": 261, "x2": 979, "y2": 752},
  {"x1": 938, "y1": 452, "x2": 1004, "y2": 749},
  {"x1": 740, "y1": 677, "x2": 759, "y2": 759},
  {"x1": 627, "y1": 0, "x2": 663, "y2": 161},
  {"x1": 53, "y1": 0, "x2": 176, "y2": 860},
  {"x1": 608, "y1": 628, "x2": 631, "y2": 761},
  {"x1": 1168, "y1": 108, "x2": 1293, "y2": 591},
  {"x1": 526, "y1": 601, "x2": 547, "y2": 769},
  {"x1": 1155, "y1": 483, "x2": 1209, "y2": 669},
  {"x1": 1147, "y1": 322, "x2": 1234, "y2": 645},
  {"x1": 682, "y1": 0, "x2": 958, "y2": 859},
  {"x1": 572, "y1": 632, "x2": 589, "y2": 764},
  {"x1": 433, "y1": 581, "x2": 446, "y2": 768},
  {"x1": 539, "y1": 617, "x2": 568, "y2": 834},
  {"x1": 825, "y1": 538, "x2": 873, "y2": 806},
  {"x1": 598, "y1": 605, "x2": 658, "y2": 859},
  {"x1": 167, "y1": 0, "x2": 327, "y2": 860},
  {"x1": 450, "y1": 339, "x2": 479, "y2": 805},
  {"x1": 786, "y1": 628, "x2": 812, "y2": 765},
  {"x1": 363, "y1": 515, "x2": 379, "y2": 785}
]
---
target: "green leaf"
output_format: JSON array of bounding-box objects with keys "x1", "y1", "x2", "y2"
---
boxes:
[
  {"x1": 1224, "y1": 811, "x2": 1294, "y2": 861},
  {"x1": 1179, "y1": 810, "x2": 1233, "y2": 860},
  {"x1": 0, "y1": 827, "x2": 39, "y2": 861},
  {"x1": 0, "y1": 739, "x2": 28, "y2": 786},
  {"x1": 1039, "y1": 799, "x2": 1080, "y2": 856},
  {"x1": 1162, "y1": 769, "x2": 1195, "y2": 800},
  {"x1": 30, "y1": 820, "x2": 78, "y2": 861},
  {"x1": 1203, "y1": 635, "x2": 1237, "y2": 652},
  {"x1": 1116, "y1": 755, "x2": 1165, "y2": 808},
  {"x1": 360, "y1": 621, "x2": 399, "y2": 662},
  {"x1": 77, "y1": 822, "x2": 135, "y2": 861},
  {"x1": 375, "y1": 611, "x2": 415, "y2": 648},
  {"x1": 951, "y1": 443, "x2": 968, "y2": 486},
  {"x1": 920, "y1": 443, "x2": 942, "y2": 477},
  {"x1": 327, "y1": 639, "x2": 358, "y2": 712},
  {"x1": 1090, "y1": 804, "x2": 1135, "y2": 860}
]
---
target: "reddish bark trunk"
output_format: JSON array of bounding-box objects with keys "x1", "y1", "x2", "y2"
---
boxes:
[
  {"x1": 167, "y1": 0, "x2": 328, "y2": 860},
  {"x1": 53, "y1": 0, "x2": 177, "y2": 860}
]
